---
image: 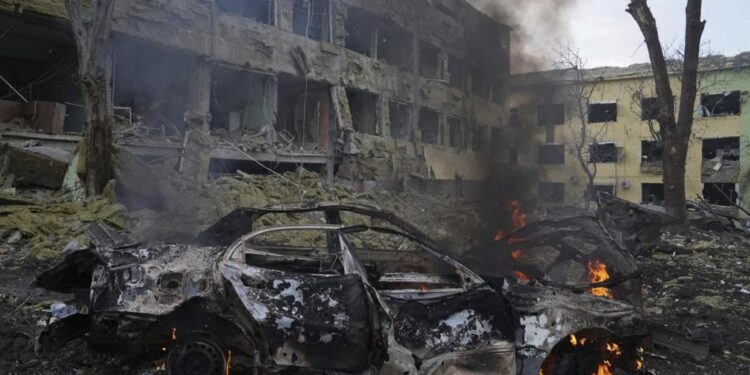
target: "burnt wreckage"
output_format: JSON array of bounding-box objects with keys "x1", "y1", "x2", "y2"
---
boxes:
[{"x1": 35, "y1": 204, "x2": 647, "y2": 374}]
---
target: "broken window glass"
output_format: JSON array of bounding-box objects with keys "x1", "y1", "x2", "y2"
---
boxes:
[
  {"x1": 389, "y1": 101, "x2": 410, "y2": 140},
  {"x1": 538, "y1": 144, "x2": 565, "y2": 164},
  {"x1": 641, "y1": 140, "x2": 662, "y2": 163},
  {"x1": 293, "y1": 0, "x2": 331, "y2": 41},
  {"x1": 589, "y1": 143, "x2": 617, "y2": 163},
  {"x1": 700, "y1": 91, "x2": 741, "y2": 117},
  {"x1": 703, "y1": 137, "x2": 739, "y2": 161},
  {"x1": 702, "y1": 183, "x2": 738, "y2": 206},
  {"x1": 448, "y1": 116, "x2": 464, "y2": 148},
  {"x1": 419, "y1": 42, "x2": 441, "y2": 79},
  {"x1": 641, "y1": 183, "x2": 664, "y2": 204},
  {"x1": 588, "y1": 102, "x2": 617, "y2": 123},
  {"x1": 539, "y1": 182, "x2": 565, "y2": 203},
  {"x1": 537, "y1": 103, "x2": 565, "y2": 126},
  {"x1": 419, "y1": 108, "x2": 440, "y2": 145},
  {"x1": 347, "y1": 89, "x2": 378, "y2": 135},
  {"x1": 216, "y1": 0, "x2": 275, "y2": 24},
  {"x1": 210, "y1": 66, "x2": 269, "y2": 135}
]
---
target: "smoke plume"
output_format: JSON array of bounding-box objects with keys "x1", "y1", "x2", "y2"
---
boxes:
[{"x1": 468, "y1": 0, "x2": 581, "y2": 73}]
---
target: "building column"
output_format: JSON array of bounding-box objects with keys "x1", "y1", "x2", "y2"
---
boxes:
[
  {"x1": 181, "y1": 59, "x2": 212, "y2": 182},
  {"x1": 738, "y1": 92, "x2": 750, "y2": 217}
]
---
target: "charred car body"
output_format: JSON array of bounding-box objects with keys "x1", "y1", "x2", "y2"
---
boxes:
[{"x1": 36, "y1": 204, "x2": 646, "y2": 375}]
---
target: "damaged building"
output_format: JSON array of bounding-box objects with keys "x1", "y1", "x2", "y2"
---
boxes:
[
  {"x1": 508, "y1": 53, "x2": 750, "y2": 212},
  {"x1": 0, "y1": 0, "x2": 511, "y2": 194}
]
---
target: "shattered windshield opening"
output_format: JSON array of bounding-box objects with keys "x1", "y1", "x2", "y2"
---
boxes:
[{"x1": 339, "y1": 226, "x2": 469, "y2": 296}]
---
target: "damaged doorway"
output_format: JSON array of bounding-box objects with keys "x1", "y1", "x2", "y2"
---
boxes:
[
  {"x1": 210, "y1": 66, "x2": 272, "y2": 137},
  {"x1": 277, "y1": 74, "x2": 333, "y2": 150}
]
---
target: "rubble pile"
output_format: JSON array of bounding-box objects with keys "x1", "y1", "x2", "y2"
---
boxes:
[
  {"x1": 639, "y1": 228, "x2": 750, "y2": 374},
  {"x1": 0, "y1": 191, "x2": 126, "y2": 264}
]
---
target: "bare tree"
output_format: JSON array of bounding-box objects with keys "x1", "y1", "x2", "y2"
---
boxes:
[
  {"x1": 65, "y1": 0, "x2": 116, "y2": 195},
  {"x1": 627, "y1": 0, "x2": 705, "y2": 223},
  {"x1": 554, "y1": 47, "x2": 612, "y2": 209}
]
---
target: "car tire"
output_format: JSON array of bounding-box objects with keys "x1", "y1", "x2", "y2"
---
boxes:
[{"x1": 166, "y1": 337, "x2": 227, "y2": 375}]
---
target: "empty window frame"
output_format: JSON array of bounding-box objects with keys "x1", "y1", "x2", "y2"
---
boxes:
[
  {"x1": 448, "y1": 56, "x2": 465, "y2": 89},
  {"x1": 447, "y1": 117, "x2": 464, "y2": 148},
  {"x1": 344, "y1": 7, "x2": 373, "y2": 56},
  {"x1": 588, "y1": 102, "x2": 617, "y2": 123},
  {"x1": 293, "y1": 0, "x2": 331, "y2": 41},
  {"x1": 419, "y1": 108, "x2": 440, "y2": 145},
  {"x1": 590, "y1": 185, "x2": 615, "y2": 201},
  {"x1": 539, "y1": 183, "x2": 565, "y2": 203},
  {"x1": 641, "y1": 97, "x2": 659, "y2": 121},
  {"x1": 589, "y1": 143, "x2": 617, "y2": 163},
  {"x1": 216, "y1": 0, "x2": 275, "y2": 24},
  {"x1": 641, "y1": 183, "x2": 664, "y2": 204},
  {"x1": 210, "y1": 66, "x2": 269, "y2": 134},
  {"x1": 419, "y1": 43, "x2": 441, "y2": 79},
  {"x1": 641, "y1": 140, "x2": 662, "y2": 163},
  {"x1": 389, "y1": 101, "x2": 411, "y2": 140},
  {"x1": 471, "y1": 67, "x2": 491, "y2": 98},
  {"x1": 703, "y1": 183, "x2": 738, "y2": 206},
  {"x1": 471, "y1": 124, "x2": 486, "y2": 151},
  {"x1": 347, "y1": 89, "x2": 378, "y2": 135},
  {"x1": 700, "y1": 91, "x2": 741, "y2": 117},
  {"x1": 377, "y1": 23, "x2": 412, "y2": 70},
  {"x1": 492, "y1": 80, "x2": 504, "y2": 105},
  {"x1": 703, "y1": 137, "x2": 739, "y2": 161},
  {"x1": 509, "y1": 108, "x2": 520, "y2": 127},
  {"x1": 539, "y1": 144, "x2": 565, "y2": 164},
  {"x1": 508, "y1": 147, "x2": 518, "y2": 164},
  {"x1": 490, "y1": 126, "x2": 503, "y2": 151},
  {"x1": 537, "y1": 103, "x2": 565, "y2": 126}
]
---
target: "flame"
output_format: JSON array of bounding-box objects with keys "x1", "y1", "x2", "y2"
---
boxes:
[
  {"x1": 514, "y1": 271, "x2": 530, "y2": 282},
  {"x1": 593, "y1": 361, "x2": 613, "y2": 375},
  {"x1": 225, "y1": 350, "x2": 232, "y2": 375},
  {"x1": 569, "y1": 334, "x2": 578, "y2": 346},
  {"x1": 171, "y1": 327, "x2": 177, "y2": 341},
  {"x1": 587, "y1": 260, "x2": 613, "y2": 298},
  {"x1": 580, "y1": 338, "x2": 587, "y2": 345},
  {"x1": 495, "y1": 200, "x2": 527, "y2": 241},
  {"x1": 511, "y1": 249, "x2": 523, "y2": 260},
  {"x1": 606, "y1": 342, "x2": 622, "y2": 356},
  {"x1": 636, "y1": 359, "x2": 643, "y2": 370}
]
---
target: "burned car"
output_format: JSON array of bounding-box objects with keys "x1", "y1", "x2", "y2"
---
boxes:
[
  {"x1": 36, "y1": 204, "x2": 517, "y2": 374},
  {"x1": 36, "y1": 203, "x2": 648, "y2": 375}
]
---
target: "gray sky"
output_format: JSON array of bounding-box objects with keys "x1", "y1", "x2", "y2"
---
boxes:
[{"x1": 568, "y1": 0, "x2": 750, "y2": 67}]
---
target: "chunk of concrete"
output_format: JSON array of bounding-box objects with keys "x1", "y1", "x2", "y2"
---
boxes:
[{"x1": 3, "y1": 146, "x2": 72, "y2": 189}]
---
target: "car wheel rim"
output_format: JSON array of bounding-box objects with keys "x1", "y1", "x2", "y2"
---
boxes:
[{"x1": 167, "y1": 339, "x2": 226, "y2": 375}]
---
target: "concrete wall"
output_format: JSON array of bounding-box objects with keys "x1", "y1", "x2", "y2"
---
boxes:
[{"x1": 0, "y1": 0, "x2": 510, "y2": 185}]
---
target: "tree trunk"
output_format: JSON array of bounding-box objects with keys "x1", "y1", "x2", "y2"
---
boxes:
[
  {"x1": 627, "y1": 0, "x2": 705, "y2": 224},
  {"x1": 65, "y1": 0, "x2": 116, "y2": 195}
]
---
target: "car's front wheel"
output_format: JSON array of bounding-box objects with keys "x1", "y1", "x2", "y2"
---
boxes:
[{"x1": 166, "y1": 338, "x2": 227, "y2": 375}]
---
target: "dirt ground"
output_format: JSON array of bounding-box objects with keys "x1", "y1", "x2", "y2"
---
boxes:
[
  {"x1": 1, "y1": 211, "x2": 749, "y2": 374},
  {"x1": 638, "y1": 228, "x2": 750, "y2": 374}
]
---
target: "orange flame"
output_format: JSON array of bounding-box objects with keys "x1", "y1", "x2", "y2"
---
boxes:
[
  {"x1": 569, "y1": 334, "x2": 578, "y2": 346},
  {"x1": 636, "y1": 359, "x2": 643, "y2": 370},
  {"x1": 495, "y1": 200, "x2": 527, "y2": 241},
  {"x1": 511, "y1": 249, "x2": 523, "y2": 260},
  {"x1": 171, "y1": 327, "x2": 177, "y2": 341},
  {"x1": 588, "y1": 260, "x2": 613, "y2": 298},
  {"x1": 594, "y1": 361, "x2": 613, "y2": 375},
  {"x1": 226, "y1": 350, "x2": 232, "y2": 375},
  {"x1": 514, "y1": 271, "x2": 530, "y2": 283},
  {"x1": 606, "y1": 342, "x2": 622, "y2": 356}
]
